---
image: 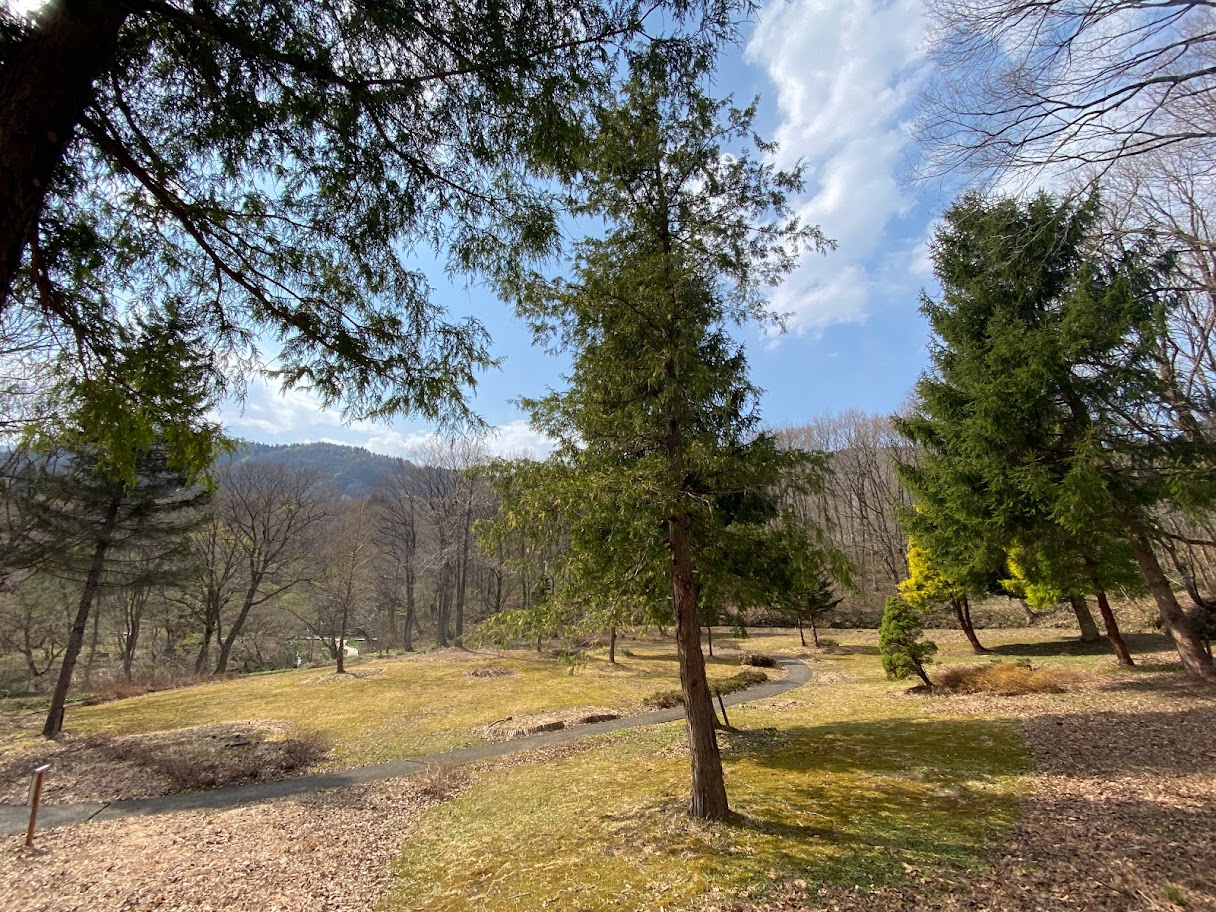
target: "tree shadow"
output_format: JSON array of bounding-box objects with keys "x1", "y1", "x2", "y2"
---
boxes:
[{"x1": 985, "y1": 632, "x2": 1173, "y2": 659}]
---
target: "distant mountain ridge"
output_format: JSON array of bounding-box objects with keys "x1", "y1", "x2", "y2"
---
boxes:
[{"x1": 227, "y1": 441, "x2": 415, "y2": 498}]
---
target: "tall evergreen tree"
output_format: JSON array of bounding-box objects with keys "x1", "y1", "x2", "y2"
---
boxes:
[
  {"x1": 6, "y1": 302, "x2": 228, "y2": 736},
  {"x1": 488, "y1": 48, "x2": 829, "y2": 819},
  {"x1": 898, "y1": 192, "x2": 1215, "y2": 678}
]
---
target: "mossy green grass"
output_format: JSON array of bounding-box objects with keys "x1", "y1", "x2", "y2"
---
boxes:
[{"x1": 384, "y1": 635, "x2": 1036, "y2": 912}]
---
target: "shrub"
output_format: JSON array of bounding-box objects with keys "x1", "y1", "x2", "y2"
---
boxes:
[
  {"x1": 641, "y1": 668, "x2": 769, "y2": 709},
  {"x1": 740, "y1": 653, "x2": 779, "y2": 668},
  {"x1": 934, "y1": 661, "x2": 1080, "y2": 696},
  {"x1": 878, "y1": 596, "x2": 937, "y2": 686}
]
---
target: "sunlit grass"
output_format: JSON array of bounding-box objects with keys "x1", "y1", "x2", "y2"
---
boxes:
[
  {"x1": 1, "y1": 643, "x2": 753, "y2": 764},
  {"x1": 383, "y1": 642, "x2": 1032, "y2": 912}
]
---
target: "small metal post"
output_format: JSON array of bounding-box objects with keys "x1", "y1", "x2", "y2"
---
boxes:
[{"x1": 25, "y1": 764, "x2": 50, "y2": 847}]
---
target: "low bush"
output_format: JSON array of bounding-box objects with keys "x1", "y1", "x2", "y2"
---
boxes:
[
  {"x1": 642, "y1": 668, "x2": 769, "y2": 709},
  {"x1": 934, "y1": 661, "x2": 1080, "y2": 696},
  {"x1": 740, "y1": 653, "x2": 779, "y2": 668},
  {"x1": 91, "y1": 728, "x2": 331, "y2": 792}
]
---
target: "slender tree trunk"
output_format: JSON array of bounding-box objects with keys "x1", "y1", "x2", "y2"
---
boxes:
[
  {"x1": 670, "y1": 513, "x2": 728, "y2": 821},
  {"x1": 1018, "y1": 598, "x2": 1036, "y2": 625},
  {"x1": 1128, "y1": 529, "x2": 1215, "y2": 678},
  {"x1": 336, "y1": 605, "x2": 349, "y2": 674},
  {"x1": 1068, "y1": 594, "x2": 1102, "y2": 642},
  {"x1": 705, "y1": 624, "x2": 713, "y2": 657},
  {"x1": 810, "y1": 614, "x2": 820, "y2": 648},
  {"x1": 403, "y1": 567, "x2": 416, "y2": 651},
  {"x1": 82, "y1": 599, "x2": 102, "y2": 686},
  {"x1": 953, "y1": 596, "x2": 987, "y2": 653},
  {"x1": 121, "y1": 589, "x2": 145, "y2": 679},
  {"x1": 215, "y1": 578, "x2": 262, "y2": 674},
  {"x1": 608, "y1": 624, "x2": 617, "y2": 665},
  {"x1": 0, "y1": 0, "x2": 129, "y2": 303},
  {"x1": 43, "y1": 495, "x2": 120, "y2": 738},
  {"x1": 797, "y1": 618, "x2": 806, "y2": 647},
  {"x1": 455, "y1": 502, "x2": 472, "y2": 640},
  {"x1": 1094, "y1": 587, "x2": 1134, "y2": 667}
]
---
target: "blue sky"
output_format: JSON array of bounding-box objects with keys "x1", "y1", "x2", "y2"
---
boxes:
[{"x1": 223, "y1": 0, "x2": 945, "y2": 458}]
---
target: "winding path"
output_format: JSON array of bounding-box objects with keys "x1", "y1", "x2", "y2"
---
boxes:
[{"x1": 0, "y1": 656, "x2": 810, "y2": 837}]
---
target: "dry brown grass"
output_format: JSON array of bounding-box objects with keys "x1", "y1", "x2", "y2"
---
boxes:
[
  {"x1": 934, "y1": 661, "x2": 1082, "y2": 696},
  {"x1": 90, "y1": 726, "x2": 332, "y2": 792}
]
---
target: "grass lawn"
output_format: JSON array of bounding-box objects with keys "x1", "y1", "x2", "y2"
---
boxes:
[
  {"x1": 380, "y1": 629, "x2": 1095, "y2": 912},
  {"x1": 0, "y1": 642, "x2": 758, "y2": 765}
]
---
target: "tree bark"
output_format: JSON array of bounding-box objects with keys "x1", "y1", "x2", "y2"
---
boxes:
[
  {"x1": 1094, "y1": 587, "x2": 1134, "y2": 667},
  {"x1": 403, "y1": 567, "x2": 416, "y2": 651},
  {"x1": 214, "y1": 577, "x2": 262, "y2": 674},
  {"x1": 952, "y1": 596, "x2": 987, "y2": 653},
  {"x1": 1068, "y1": 594, "x2": 1102, "y2": 642},
  {"x1": 43, "y1": 494, "x2": 120, "y2": 738},
  {"x1": 82, "y1": 599, "x2": 102, "y2": 686},
  {"x1": 705, "y1": 624, "x2": 713, "y2": 657},
  {"x1": 0, "y1": 0, "x2": 129, "y2": 303},
  {"x1": 810, "y1": 614, "x2": 820, "y2": 647},
  {"x1": 670, "y1": 512, "x2": 729, "y2": 821},
  {"x1": 797, "y1": 618, "x2": 806, "y2": 647},
  {"x1": 1128, "y1": 529, "x2": 1215, "y2": 678},
  {"x1": 608, "y1": 624, "x2": 616, "y2": 665}
]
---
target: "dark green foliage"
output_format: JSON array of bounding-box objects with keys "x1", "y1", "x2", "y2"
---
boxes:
[
  {"x1": 0, "y1": 0, "x2": 743, "y2": 426},
  {"x1": 895, "y1": 190, "x2": 1216, "y2": 676},
  {"x1": 878, "y1": 596, "x2": 936, "y2": 686}
]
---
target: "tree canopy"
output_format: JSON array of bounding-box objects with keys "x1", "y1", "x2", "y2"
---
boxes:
[{"x1": 0, "y1": 0, "x2": 741, "y2": 425}]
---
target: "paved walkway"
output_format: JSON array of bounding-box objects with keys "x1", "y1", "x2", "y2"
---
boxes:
[{"x1": 0, "y1": 657, "x2": 810, "y2": 837}]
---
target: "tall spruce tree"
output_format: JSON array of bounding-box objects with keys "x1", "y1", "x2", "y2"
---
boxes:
[
  {"x1": 7, "y1": 301, "x2": 228, "y2": 736},
  {"x1": 488, "y1": 48, "x2": 829, "y2": 819},
  {"x1": 898, "y1": 191, "x2": 1215, "y2": 678}
]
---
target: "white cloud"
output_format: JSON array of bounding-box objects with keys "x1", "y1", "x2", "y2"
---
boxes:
[
  {"x1": 746, "y1": 0, "x2": 929, "y2": 335},
  {"x1": 218, "y1": 377, "x2": 554, "y2": 461}
]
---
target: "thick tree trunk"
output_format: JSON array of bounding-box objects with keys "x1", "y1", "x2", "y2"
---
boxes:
[
  {"x1": 670, "y1": 513, "x2": 729, "y2": 821},
  {"x1": 43, "y1": 495, "x2": 120, "y2": 738},
  {"x1": 1094, "y1": 588, "x2": 1134, "y2": 667},
  {"x1": 1068, "y1": 594, "x2": 1102, "y2": 642},
  {"x1": 0, "y1": 0, "x2": 129, "y2": 303},
  {"x1": 953, "y1": 596, "x2": 987, "y2": 653},
  {"x1": 1128, "y1": 530, "x2": 1215, "y2": 678},
  {"x1": 608, "y1": 624, "x2": 616, "y2": 665}
]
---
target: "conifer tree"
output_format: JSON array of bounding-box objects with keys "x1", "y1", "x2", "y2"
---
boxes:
[
  {"x1": 5, "y1": 302, "x2": 228, "y2": 736},
  {"x1": 878, "y1": 596, "x2": 936, "y2": 687},
  {"x1": 898, "y1": 191, "x2": 1215, "y2": 678},
  {"x1": 899, "y1": 537, "x2": 987, "y2": 653},
  {"x1": 487, "y1": 48, "x2": 829, "y2": 819}
]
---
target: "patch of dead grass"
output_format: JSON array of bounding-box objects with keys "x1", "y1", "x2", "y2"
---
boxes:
[{"x1": 934, "y1": 661, "x2": 1082, "y2": 696}]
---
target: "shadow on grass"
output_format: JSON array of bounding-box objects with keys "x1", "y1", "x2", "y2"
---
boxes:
[{"x1": 986, "y1": 632, "x2": 1173, "y2": 659}]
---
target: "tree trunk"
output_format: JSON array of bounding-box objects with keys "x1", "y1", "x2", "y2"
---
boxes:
[
  {"x1": 1017, "y1": 598, "x2": 1036, "y2": 625},
  {"x1": 953, "y1": 596, "x2": 987, "y2": 653},
  {"x1": 336, "y1": 605, "x2": 349, "y2": 674},
  {"x1": 810, "y1": 614, "x2": 820, "y2": 648},
  {"x1": 705, "y1": 624, "x2": 713, "y2": 657},
  {"x1": 1128, "y1": 529, "x2": 1215, "y2": 678},
  {"x1": 402, "y1": 568, "x2": 416, "y2": 651},
  {"x1": 670, "y1": 512, "x2": 729, "y2": 821},
  {"x1": 214, "y1": 579, "x2": 262, "y2": 674},
  {"x1": 120, "y1": 588, "x2": 146, "y2": 680},
  {"x1": 0, "y1": 0, "x2": 129, "y2": 303},
  {"x1": 455, "y1": 501, "x2": 472, "y2": 640},
  {"x1": 43, "y1": 495, "x2": 120, "y2": 738},
  {"x1": 608, "y1": 624, "x2": 617, "y2": 665},
  {"x1": 82, "y1": 598, "x2": 102, "y2": 686},
  {"x1": 1094, "y1": 587, "x2": 1134, "y2": 667},
  {"x1": 797, "y1": 618, "x2": 806, "y2": 647},
  {"x1": 1068, "y1": 594, "x2": 1102, "y2": 642}
]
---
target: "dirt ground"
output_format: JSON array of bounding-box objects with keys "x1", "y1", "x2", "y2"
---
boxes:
[{"x1": 2, "y1": 657, "x2": 1213, "y2": 912}]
